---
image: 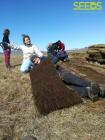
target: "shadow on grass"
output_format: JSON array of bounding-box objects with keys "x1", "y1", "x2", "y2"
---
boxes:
[{"x1": 11, "y1": 63, "x2": 21, "y2": 68}]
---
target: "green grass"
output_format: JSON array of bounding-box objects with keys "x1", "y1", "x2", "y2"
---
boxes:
[{"x1": 0, "y1": 58, "x2": 2, "y2": 63}]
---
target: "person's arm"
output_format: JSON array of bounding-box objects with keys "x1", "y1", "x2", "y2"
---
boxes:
[
  {"x1": 33, "y1": 45, "x2": 44, "y2": 64},
  {"x1": 7, "y1": 44, "x2": 21, "y2": 50},
  {"x1": 0, "y1": 42, "x2": 12, "y2": 49},
  {"x1": 0, "y1": 42, "x2": 4, "y2": 49},
  {"x1": 2, "y1": 36, "x2": 10, "y2": 44},
  {"x1": 33, "y1": 45, "x2": 43, "y2": 58}
]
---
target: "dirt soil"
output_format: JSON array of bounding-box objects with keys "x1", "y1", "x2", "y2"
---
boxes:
[
  {"x1": 61, "y1": 54, "x2": 105, "y2": 113},
  {"x1": 62, "y1": 57, "x2": 105, "y2": 85}
]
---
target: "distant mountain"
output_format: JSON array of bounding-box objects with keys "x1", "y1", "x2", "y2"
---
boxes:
[
  {"x1": 11, "y1": 49, "x2": 22, "y2": 55},
  {"x1": 69, "y1": 47, "x2": 88, "y2": 53},
  {"x1": 88, "y1": 44, "x2": 105, "y2": 48},
  {"x1": 1, "y1": 44, "x2": 105, "y2": 55},
  {"x1": 70, "y1": 44, "x2": 105, "y2": 53}
]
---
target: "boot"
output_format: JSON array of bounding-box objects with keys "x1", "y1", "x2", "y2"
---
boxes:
[
  {"x1": 87, "y1": 82, "x2": 100, "y2": 101},
  {"x1": 99, "y1": 84, "x2": 105, "y2": 98}
]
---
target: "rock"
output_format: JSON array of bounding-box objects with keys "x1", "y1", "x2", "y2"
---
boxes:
[{"x1": 86, "y1": 44, "x2": 105, "y2": 65}]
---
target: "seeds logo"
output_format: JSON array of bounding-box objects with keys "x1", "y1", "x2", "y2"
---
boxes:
[{"x1": 73, "y1": 1, "x2": 103, "y2": 10}]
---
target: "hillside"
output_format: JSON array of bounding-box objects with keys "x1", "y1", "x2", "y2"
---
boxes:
[{"x1": 0, "y1": 54, "x2": 105, "y2": 140}]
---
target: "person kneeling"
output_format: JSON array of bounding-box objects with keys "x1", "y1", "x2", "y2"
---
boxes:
[{"x1": 8, "y1": 34, "x2": 44, "y2": 73}]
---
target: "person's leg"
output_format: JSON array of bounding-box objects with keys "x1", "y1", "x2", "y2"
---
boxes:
[
  {"x1": 67, "y1": 82, "x2": 100, "y2": 101},
  {"x1": 57, "y1": 51, "x2": 68, "y2": 62},
  {"x1": 7, "y1": 50, "x2": 11, "y2": 68},
  {"x1": 56, "y1": 66, "x2": 90, "y2": 87},
  {"x1": 4, "y1": 49, "x2": 11, "y2": 69},
  {"x1": 20, "y1": 59, "x2": 33, "y2": 73},
  {"x1": 8, "y1": 50, "x2": 11, "y2": 67},
  {"x1": 98, "y1": 84, "x2": 105, "y2": 98},
  {"x1": 51, "y1": 56, "x2": 59, "y2": 64},
  {"x1": 4, "y1": 50, "x2": 9, "y2": 68},
  {"x1": 67, "y1": 85, "x2": 88, "y2": 97},
  {"x1": 48, "y1": 53, "x2": 59, "y2": 64},
  {"x1": 56, "y1": 66, "x2": 100, "y2": 101}
]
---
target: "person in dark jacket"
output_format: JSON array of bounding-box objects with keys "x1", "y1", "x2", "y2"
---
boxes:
[
  {"x1": 56, "y1": 65, "x2": 105, "y2": 101},
  {"x1": 56, "y1": 40, "x2": 65, "y2": 51},
  {"x1": 47, "y1": 43, "x2": 59, "y2": 64},
  {"x1": 2, "y1": 29, "x2": 11, "y2": 69},
  {"x1": 47, "y1": 40, "x2": 68, "y2": 64}
]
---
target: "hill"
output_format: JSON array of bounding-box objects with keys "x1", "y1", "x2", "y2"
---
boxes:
[
  {"x1": 0, "y1": 54, "x2": 105, "y2": 139},
  {"x1": 86, "y1": 44, "x2": 105, "y2": 64},
  {"x1": 70, "y1": 47, "x2": 88, "y2": 53}
]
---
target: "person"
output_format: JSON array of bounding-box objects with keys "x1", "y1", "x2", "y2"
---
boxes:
[
  {"x1": 47, "y1": 42, "x2": 59, "y2": 64},
  {"x1": 1, "y1": 29, "x2": 11, "y2": 69},
  {"x1": 55, "y1": 40, "x2": 65, "y2": 51},
  {"x1": 47, "y1": 40, "x2": 68, "y2": 64},
  {"x1": 55, "y1": 40, "x2": 68, "y2": 62},
  {"x1": 9, "y1": 34, "x2": 44, "y2": 73},
  {"x1": 56, "y1": 65, "x2": 105, "y2": 101}
]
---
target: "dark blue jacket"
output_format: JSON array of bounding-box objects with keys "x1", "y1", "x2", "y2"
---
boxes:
[{"x1": 2, "y1": 36, "x2": 11, "y2": 51}]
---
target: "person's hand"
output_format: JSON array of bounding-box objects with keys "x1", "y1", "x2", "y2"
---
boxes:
[
  {"x1": 7, "y1": 43, "x2": 14, "y2": 49},
  {"x1": 0, "y1": 43, "x2": 3, "y2": 48},
  {"x1": 33, "y1": 57, "x2": 41, "y2": 64}
]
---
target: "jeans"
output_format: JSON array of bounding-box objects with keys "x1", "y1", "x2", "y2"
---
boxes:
[
  {"x1": 20, "y1": 57, "x2": 46, "y2": 73},
  {"x1": 20, "y1": 59, "x2": 34, "y2": 73},
  {"x1": 48, "y1": 53, "x2": 59, "y2": 64}
]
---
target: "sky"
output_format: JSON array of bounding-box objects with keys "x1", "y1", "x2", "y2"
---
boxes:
[{"x1": 0, "y1": 0, "x2": 105, "y2": 52}]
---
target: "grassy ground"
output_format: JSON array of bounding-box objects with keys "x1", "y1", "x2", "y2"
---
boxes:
[
  {"x1": 0, "y1": 57, "x2": 2, "y2": 63},
  {"x1": 0, "y1": 55, "x2": 105, "y2": 140}
]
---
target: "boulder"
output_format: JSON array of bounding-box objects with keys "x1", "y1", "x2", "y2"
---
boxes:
[{"x1": 86, "y1": 44, "x2": 105, "y2": 64}]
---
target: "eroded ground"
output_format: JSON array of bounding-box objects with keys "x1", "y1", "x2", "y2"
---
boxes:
[{"x1": 0, "y1": 55, "x2": 105, "y2": 140}]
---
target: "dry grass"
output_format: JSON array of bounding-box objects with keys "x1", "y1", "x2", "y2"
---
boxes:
[{"x1": 0, "y1": 55, "x2": 105, "y2": 140}]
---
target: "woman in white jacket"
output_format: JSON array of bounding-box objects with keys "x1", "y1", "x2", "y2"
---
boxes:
[{"x1": 11, "y1": 34, "x2": 44, "y2": 73}]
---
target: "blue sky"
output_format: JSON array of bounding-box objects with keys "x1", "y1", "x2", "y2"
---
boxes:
[{"x1": 0, "y1": 0, "x2": 105, "y2": 52}]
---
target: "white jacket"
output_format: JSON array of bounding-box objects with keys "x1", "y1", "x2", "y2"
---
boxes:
[{"x1": 12, "y1": 44, "x2": 43, "y2": 60}]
